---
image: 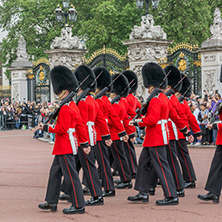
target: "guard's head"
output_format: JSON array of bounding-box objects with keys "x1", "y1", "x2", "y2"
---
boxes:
[
  {"x1": 164, "y1": 66, "x2": 182, "y2": 92},
  {"x1": 93, "y1": 67, "x2": 112, "y2": 91},
  {"x1": 142, "y1": 62, "x2": 167, "y2": 89},
  {"x1": 123, "y1": 70, "x2": 138, "y2": 93},
  {"x1": 74, "y1": 65, "x2": 97, "y2": 92},
  {"x1": 111, "y1": 73, "x2": 130, "y2": 97},
  {"x1": 50, "y1": 65, "x2": 79, "y2": 95}
]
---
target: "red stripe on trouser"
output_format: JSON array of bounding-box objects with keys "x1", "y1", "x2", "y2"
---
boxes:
[
  {"x1": 178, "y1": 141, "x2": 192, "y2": 181},
  {"x1": 98, "y1": 142, "x2": 110, "y2": 190},
  {"x1": 84, "y1": 152, "x2": 97, "y2": 196},
  {"x1": 155, "y1": 147, "x2": 171, "y2": 197},
  {"x1": 168, "y1": 144, "x2": 180, "y2": 190},
  {"x1": 127, "y1": 142, "x2": 135, "y2": 174},
  {"x1": 114, "y1": 141, "x2": 127, "y2": 181},
  {"x1": 63, "y1": 155, "x2": 78, "y2": 208}
]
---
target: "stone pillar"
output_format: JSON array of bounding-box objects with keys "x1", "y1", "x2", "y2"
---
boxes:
[
  {"x1": 9, "y1": 36, "x2": 32, "y2": 102},
  {"x1": 200, "y1": 8, "x2": 222, "y2": 96},
  {"x1": 123, "y1": 14, "x2": 172, "y2": 98},
  {"x1": 45, "y1": 27, "x2": 87, "y2": 101}
]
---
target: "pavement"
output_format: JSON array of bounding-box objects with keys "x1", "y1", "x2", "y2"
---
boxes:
[{"x1": 0, "y1": 130, "x2": 222, "y2": 222}]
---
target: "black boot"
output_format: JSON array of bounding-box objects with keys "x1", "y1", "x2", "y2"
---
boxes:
[
  {"x1": 197, "y1": 192, "x2": 219, "y2": 203},
  {"x1": 85, "y1": 196, "x2": 104, "y2": 206},
  {"x1": 177, "y1": 189, "x2": 185, "y2": 197},
  {"x1": 63, "y1": 206, "x2": 85, "y2": 214},
  {"x1": 59, "y1": 193, "x2": 70, "y2": 201},
  {"x1": 148, "y1": 187, "x2": 155, "y2": 196},
  {"x1": 128, "y1": 192, "x2": 149, "y2": 202},
  {"x1": 184, "y1": 181, "x2": 195, "y2": 189},
  {"x1": 115, "y1": 181, "x2": 132, "y2": 189},
  {"x1": 38, "y1": 202, "x2": 57, "y2": 212},
  {"x1": 102, "y1": 190, "x2": 115, "y2": 197},
  {"x1": 156, "y1": 197, "x2": 178, "y2": 206}
]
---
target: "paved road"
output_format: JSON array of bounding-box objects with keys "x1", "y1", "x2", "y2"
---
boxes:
[{"x1": 0, "y1": 130, "x2": 221, "y2": 222}]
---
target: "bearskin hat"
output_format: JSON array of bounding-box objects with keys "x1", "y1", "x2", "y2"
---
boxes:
[
  {"x1": 93, "y1": 66, "x2": 112, "y2": 91},
  {"x1": 142, "y1": 62, "x2": 167, "y2": 89},
  {"x1": 123, "y1": 70, "x2": 138, "y2": 93},
  {"x1": 50, "y1": 65, "x2": 79, "y2": 95},
  {"x1": 180, "y1": 74, "x2": 192, "y2": 98},
  {"x1": 74, "y1": 65, "x2": 97, "y2": 92},
  {"x1": 111, "y1": 73, "x2": 129, "y2": 97},
  {"x1": 164, "y1": 66, "x2": 182, "y2": 92}
]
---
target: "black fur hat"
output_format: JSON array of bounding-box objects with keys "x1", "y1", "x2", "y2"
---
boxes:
[
  {"x1": 50, "y1": 65, "x2": 79, "y2": 95},
  {"x1": 111, "y1": 74, "x2": 129, "y2": 97},
  {"x1": 93, "y1": 66, "x2": 112, "y2": 91},
  {"x1": 164, "y1": 66, "x2": 182, "y2": 92},
  {"x1": 142, "y1": 62, "x2": 167, "y2": 89},
  {"x1": 123, "y1": 70, "x2": 138, "y2": 93},
  {"x1": 74, "y1": 65, "x2": 97, "y2": 92},
  {"x1": 180, "y1": 74, "x2": 192, "y2": 97}
]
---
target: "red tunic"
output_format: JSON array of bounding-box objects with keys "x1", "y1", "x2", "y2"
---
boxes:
[
  {"x1": 216, "y1": 112, "x2": 222, "y2": 145},
  {"x1": 95, "y1": 96, "x2": 126, "y2": 141},
  {"x1": 120, "y1": 98, "x2": 137, "y2": 138},
  {"x1": 48, "y1": 101, "x2": 89, "y2": 155},
  {"x1": 138, "y1": 92, "x2": 185, "y2": 147},
  {"x1": 168, "y1": 94, "x2": 188, "y2": 140},
  {"x1": 125, "y1": 93, "x2": 142, "y2": 111},
  {"x1": 78, "y1": 95, "x2": 110, "y2": 146}
]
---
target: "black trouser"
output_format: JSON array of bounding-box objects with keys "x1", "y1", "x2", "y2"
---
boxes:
[
  {"x1": 78, "y1": 146, "x2": 102, "y2": 197},
  {"x1": 45, "y1": 154, "x2": 85, "y2": 208},
  {"x1": 93, "y1": 141, "x2": 115, "y2": 191},
  {"x1": 111, "y1": 140, "x2": 132, "y2": 182},
  {"x1": 176, "y1": 139, "x2": 196, "y2": 182},
  {"x1": 124, "y1": 140, "x2": 137, "y2": 176},
  {"x1": 134, "y1": 146, "x2": 177, "y2": 197},
  {"x1": 205, "y1": 145, "x2": 222, "y2": 196},
  {"x1": 166, "y1": 140, "x2": 185, "y2": 191}
]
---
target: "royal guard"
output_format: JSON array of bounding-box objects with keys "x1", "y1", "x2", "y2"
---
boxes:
[
  {"x1": 173, "y1": 73, "x2": 202, "y2": 189},
  {"x1": 38, "y1": 65, "x2": 90, "y2": 214},
  {"x1": 109, "y1": 74, "x2": 133, "y2": 189},
  {"x1": 127, "y1": 63, "x2": 187, "y2": 205},
  {"x1": 74, "y1": 65, "x2": 112, "y2": 206},
  {"x1": 93, "y1": 66, "x2": 129, "y2": 197}
]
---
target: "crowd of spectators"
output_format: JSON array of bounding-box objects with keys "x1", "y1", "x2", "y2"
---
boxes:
[{"x1": 189, "y1": 90, "x2": 221, "y2": 145}]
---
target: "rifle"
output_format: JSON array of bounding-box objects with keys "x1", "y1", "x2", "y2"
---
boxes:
[
  {"x1": 44, "y1": 91, "x2": 75, "y2": 124},
  {"x1": 111, "y1": 79, "x2": 135, "y2": 105},
  {"x1": 208, "y1": 102, "x2": 222, "y2": 124},
  {"x1": 76, "y1": 70, "x2": 104, "y2": 104},
  {"x1": 94, "y1": 73, "x2": 122, "y2": 100},
  {"x1": 133, "y1": 69, "x2": 172, "y2": 120}
]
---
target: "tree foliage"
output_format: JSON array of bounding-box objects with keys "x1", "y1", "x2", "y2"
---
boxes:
[{"x1": 0, "y1": 0, "x2": 221, "y2": 76}]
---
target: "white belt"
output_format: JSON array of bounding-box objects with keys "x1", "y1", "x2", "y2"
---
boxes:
[
  {"x1": 157, "y1": 119, "x2": 168, "y2": 145},
  {"x1": 67, "y1": 128, "x2": 78, "y2": 155},
  {"x1": 168, "y1": 119, "x2": 178, "y2": 140},
  {"x1": 87, "y1": 121, "x2": 96, "y2": 146}
]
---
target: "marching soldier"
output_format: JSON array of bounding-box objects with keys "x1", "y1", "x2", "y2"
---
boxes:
[
  {"x1": 127, "y1": 63, "x2": 188, "y2": 205},
  {"x1": 174, "y1": 73, "x2": 202, "y2": 188},
  {"x1": 74, "y1": 65, "x2": 112, "y2": 206},
  {"x1": 38, "y1": 65, "x2": 90, "y2": 214},
  {"x1": 93, "y1": 66, "x2": 129, "y2": 197}
]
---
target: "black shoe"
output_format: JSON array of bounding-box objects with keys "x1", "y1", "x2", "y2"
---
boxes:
[
  {"x1": 148, "y1": 187, "x2": 155, "y2": 196},
  {"x1": 83, "y1": 187, "x2": 91, "y2": 195},
  {"x1": 115, "y1": 181, "x2": 132, "y2": 189},
  {"x1": 85, "y1": 196, "x2": 104, "y2": 206},
  {"x1": 156, "y1": 197, "x2": 179, "y2": 206},
  {"x1": 128, "y1": 192, "x2": 149, "y2": 202},
  {"x1": 114, "y1": 179, "x2": 122, "y2": 185},
  {"x1": 63, "y1": 206, "x2": 85, "y2": 214},
  {"x1": 102, "y1": 190, "x2": 115, "y2": 197},
  {"x1": 184, "y1": 181, "x2": 196, "y2": 189},
  {"x1": 38, "y1": 202, "x2": 57, "y2": 212},
  {"x1": 177, "y1": 189, "x2": 185, "y2": 197},
  {"x1": 197, "y1": 192, "x2": 219, "y2": 203},
  {"x1": 59, "y1": 193, "x2": 70, "y2": 201}
]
